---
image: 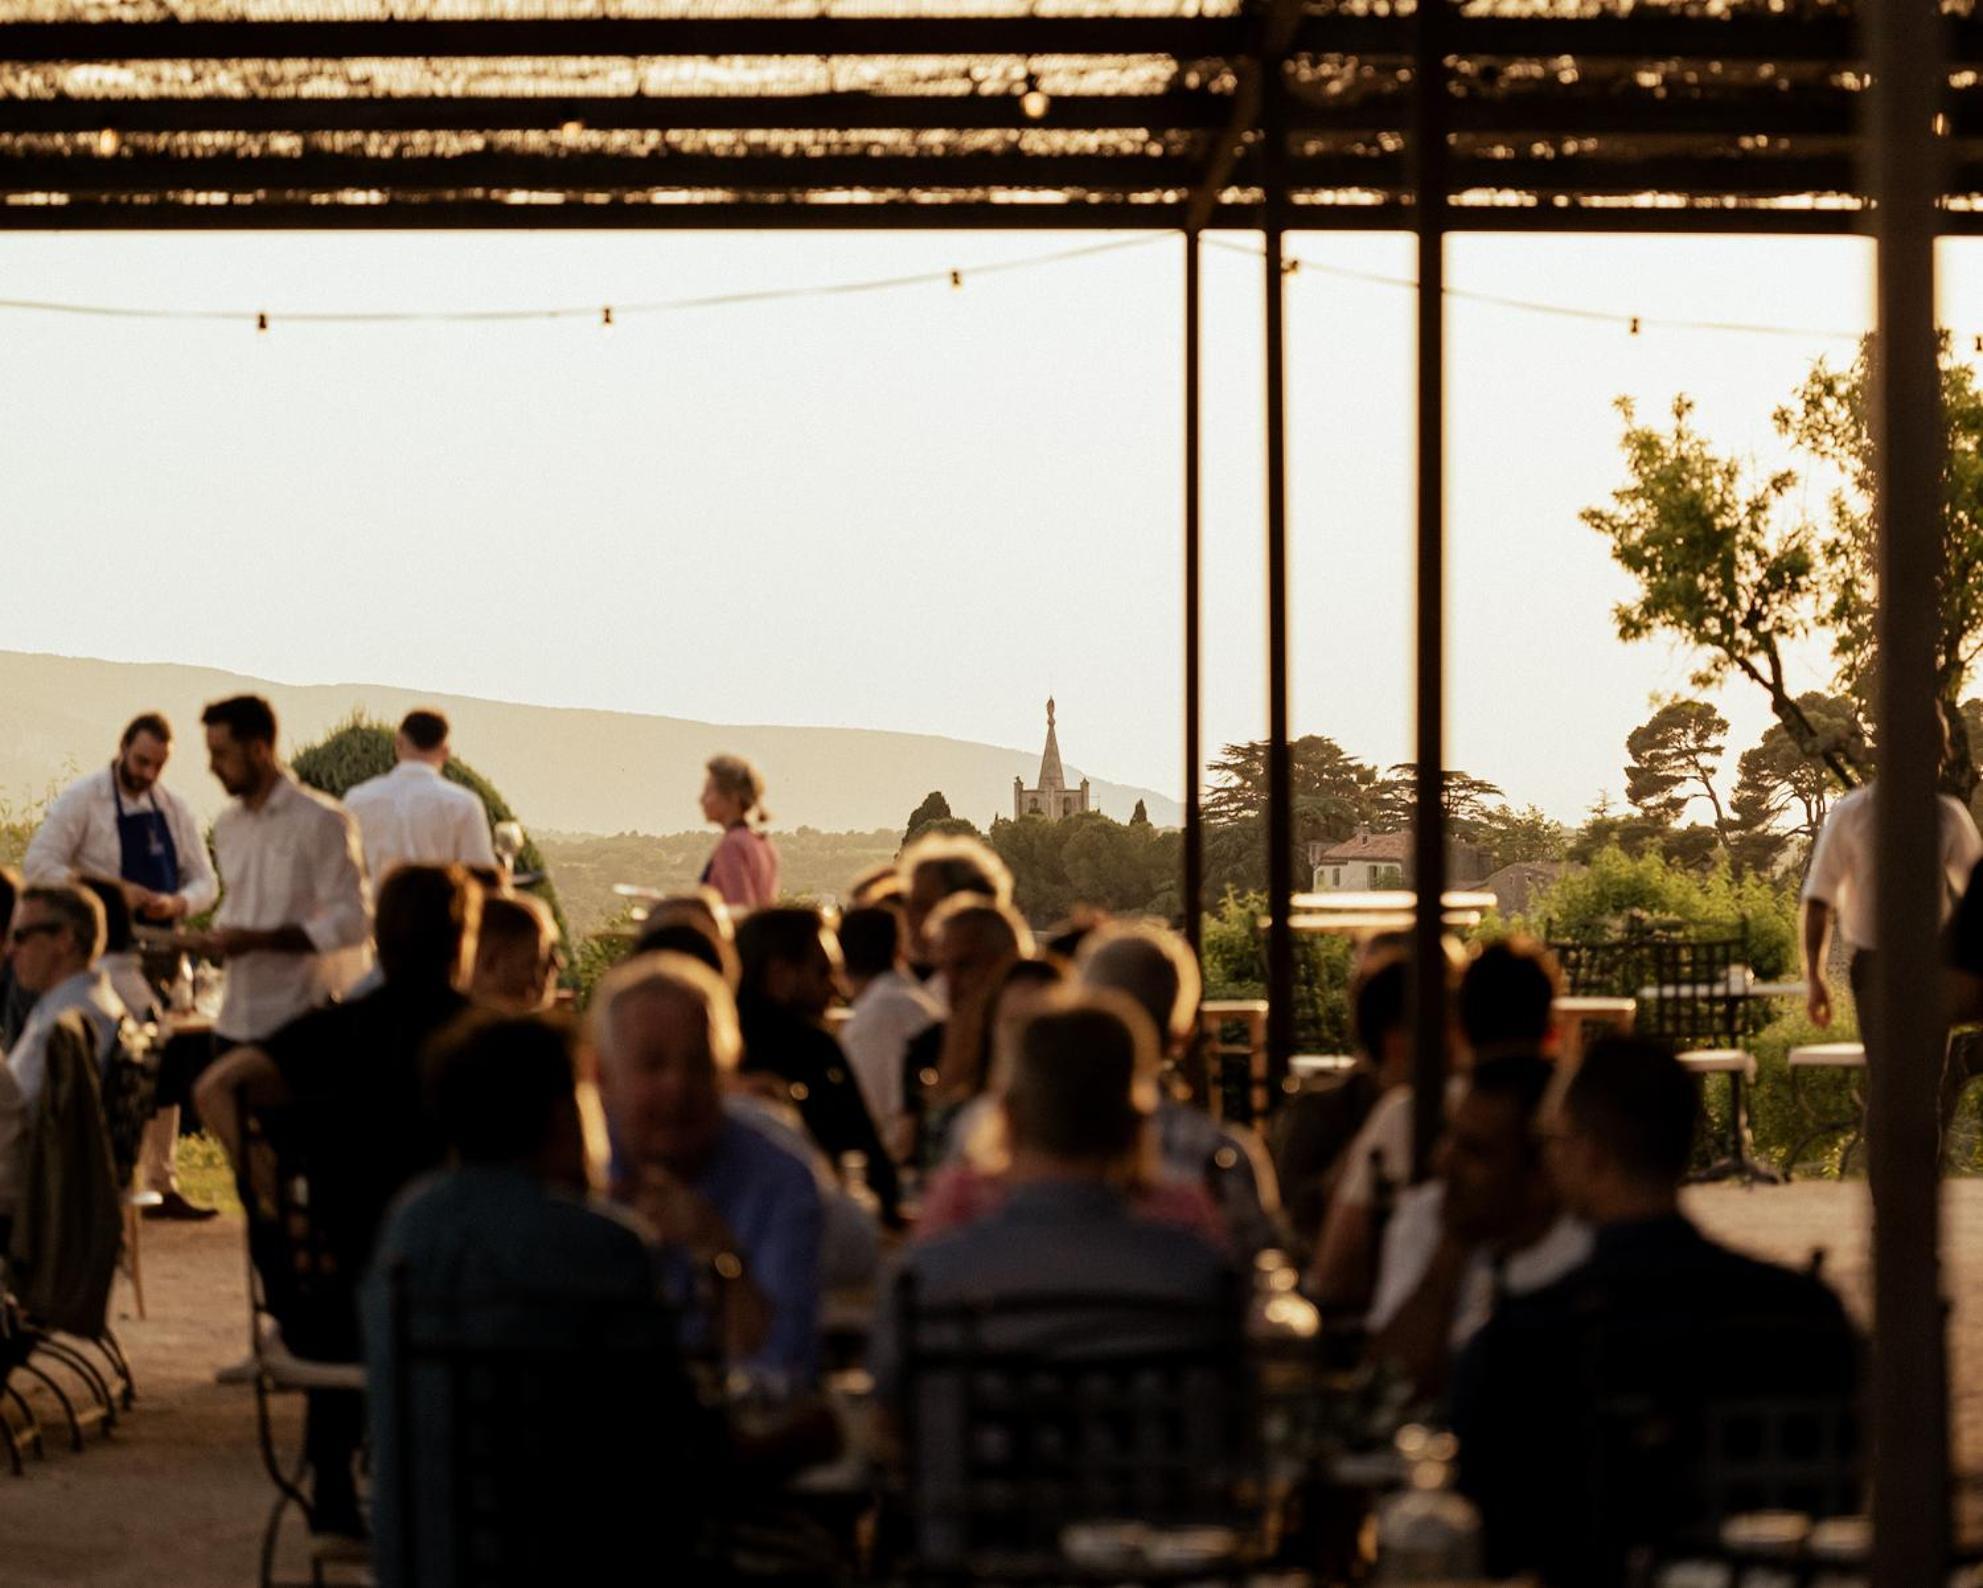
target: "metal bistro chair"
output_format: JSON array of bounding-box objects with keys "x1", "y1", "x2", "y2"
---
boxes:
[
  {"x1": 230, "y1": 1096, "x2": 368, "y2": 1588},
  {"x1": 1584, "y1": 1314, "x2": 1861, "y2": 1585},
  {"x1": 381, "y1": 1264, "x2": 722, "y2": 1588},
  {"x1": 892, "y1": 1274, "x2": 1257, "y2": 1586}
]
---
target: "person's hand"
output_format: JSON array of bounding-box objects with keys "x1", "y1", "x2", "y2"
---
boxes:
[
  {"x1": 137, "y1": 893, "x2": 189, "y2": 924},
  {"x1": 185, "y1": 927, "x2": 260, "y2": 960},
  {"x1": 618, "y1": 1164, "x2": 737, "y2": 1258},
  {"x1": 120, "y1": 881, "x2": 160, "y2": 915},
  {"x1": 1807, "y1": 976, "x2": 1833, "y2": 1029}
]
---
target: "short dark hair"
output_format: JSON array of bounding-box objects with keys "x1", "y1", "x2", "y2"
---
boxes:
[
  {"x1": 376, "y1": 864, "x2": 478, "y2": 987},
  {"x1": 201, "y1": 694, "x2": 278, "y2": 746},
  {"x1": 0, "y1": 865, "x2": 20, "y2": 932},
  {"x1": 1353, "y1": 954, "x2": 1410, "y2": 1056},
  {"x1": 838, "y1": 906, "x2": 901, "y2": 979},
  {"x1": 120, "y1": 712, "x2": 172, "y2": 750},
  {"x1": 1460, "y1": 937, "x2": 1562, "y2": 1053},
  {"x1": 1565, "y1": 1033, "x2": 1699, "y2": 1187},
  {"x1": 399, "y1": 709, "x2": 450, "y2": 752},
  {"x1": 20, "y1": 883, "x2": 106, "y2": 962},
  {"x1": 633, "y1": 919, "x2": 738, "y2": 988},
  {"x1": 428, "y1": 1013, "x2": 578, "y2": 1166},
  {"x1": 735, "y1": 906, "x2": 827, "y2": 1000},
  {"x1": 1464, "y1": 1052, "x2": 1556, "y2": 1153},
  {"x1": 75, "y1": 875, "x2": 135, "y2": 956},
  {"x1": 1005, "y1": 1001, "x2": 1145, "y2": 1162}
]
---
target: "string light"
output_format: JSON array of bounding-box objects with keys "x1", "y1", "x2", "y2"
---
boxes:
[
  {"x1": 1020, "y1": 72, "x2": 1051, "y2": 121},
  {"x1": 950, "y1": 269, "x2": 963, "y2": 289},
  {"x1": 601, "y1": 304, "x2": 613, "y2": 326},
  {"x1": 95, "y1": 127, "x2": 119, "y2": 158},
  {"x1": 255, "y1": 311, "x2": 268, "y2": 333}
]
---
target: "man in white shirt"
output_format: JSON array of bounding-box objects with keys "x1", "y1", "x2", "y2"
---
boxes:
[
  {"x1": 1369, "y1": 1053, "x2": 1592, "y2": 1395},
  {"x1": 186, "y1": 695, "x2": 371, "y2": 1047},
  {"x1": 837, "y1": 904, "x2": 939, "y2": 1155},
  {"x1": 341, "y1": 709, "x2": 497, "y2": 887},
  {"x1": 24, "y1": 711, "x2": 218, "y2": 924}
]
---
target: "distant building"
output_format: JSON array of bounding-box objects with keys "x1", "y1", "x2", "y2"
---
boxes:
[
  {"x1": 1014, "y1": 698, "x2": 1093, "y2": 821},
  {"x1": 1476, "y1": 860, "x2": 1574, "y2": 921},
  {"x1": 1308, "y1": 826, "x2": 1492, "y2": 892}
]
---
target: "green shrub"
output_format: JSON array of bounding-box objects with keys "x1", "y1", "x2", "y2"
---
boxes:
[
  {"x1": 1200, "y1": 889, "x2": 1358, "y2": 1055},
  {"x1": 290, "y1": 714, "x2": 567, "y2": 940}
]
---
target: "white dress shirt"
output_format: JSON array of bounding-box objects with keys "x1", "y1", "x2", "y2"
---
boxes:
[
  {"x1": 212, "y1": 774, "x2": 372, "y2": 1042},
  {"x1": 342, "y1": 760, "x2": 497, "y2": 884},
  {"x1": 1801, "y1": 783, "x2": 1983, "y2": 952},
  {"x1": 23, "y1": 765, "x2": 218, "y2": 916},
  {"x1": 2, "y1": 968, "x2": 128, "y2": 1112},
  {"x1": 841, "y1": 968, "x2": 940, "y2": 1138},
  {"x1": 1367, "y1": 1181, "x2": 1594, "y2": 1347}
]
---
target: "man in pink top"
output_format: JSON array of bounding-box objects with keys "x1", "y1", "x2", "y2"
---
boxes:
[{"x1": 699, "y1": 754, "x2": 779, "y2": 909}]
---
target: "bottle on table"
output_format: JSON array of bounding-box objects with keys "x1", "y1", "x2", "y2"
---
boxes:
[{"x1": 839, "y1": 1151, "x2": 884, "y2": 1221}]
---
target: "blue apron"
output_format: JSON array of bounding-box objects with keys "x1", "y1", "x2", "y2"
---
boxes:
[{"x1": 111, "y1": 765, "x2": 181, "y2": 898}]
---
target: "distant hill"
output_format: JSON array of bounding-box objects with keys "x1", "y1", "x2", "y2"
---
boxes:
[{"x1": 0, "y1": 650, "x2": 1181, "y2": 837}]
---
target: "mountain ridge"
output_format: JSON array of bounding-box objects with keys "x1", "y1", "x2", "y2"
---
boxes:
[{"x1": 0, "y1": 649, "x2": 1181, "y2": 836}]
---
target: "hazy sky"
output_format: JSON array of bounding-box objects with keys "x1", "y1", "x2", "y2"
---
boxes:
[{"x1": 5, "y1": 226, "x2": 1973, "y2": 824}]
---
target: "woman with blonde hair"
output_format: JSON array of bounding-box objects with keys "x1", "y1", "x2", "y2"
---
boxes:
[{"x1": 697, "y1": 753, "x2": 779, "y2": 910}]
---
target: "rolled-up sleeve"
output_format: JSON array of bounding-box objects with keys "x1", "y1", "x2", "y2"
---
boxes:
[
  {"x1": 22, "y1": 777, "x2": 94, "y2": 885},
  {"x1": 300, "y1": 808, "x2": 373, "y2": 954},
  {"x1": 457, "y1": 798, "x2": 497, "y2": 870},
  {"x1": 166, "y1": 791, "x2": 219, "y2": 917}
]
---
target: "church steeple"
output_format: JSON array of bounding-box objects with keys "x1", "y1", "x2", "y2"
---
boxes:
[{"x1": 1037, "y1": 697, "x2": 1066, "y2": 791}]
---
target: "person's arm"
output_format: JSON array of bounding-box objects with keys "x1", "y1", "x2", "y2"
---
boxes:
[
  {"x1": 21, "y1": 777, "x2": 92, "y2": 886},
  {"x1": 457, "y1": 794, "x2": 498, "y2": 870},
  {"x1": 165, "y1": 793, "x2": 219, "y2": 919},
  {"x1": 1803, "y1": 898, "x2": 1835, "y2": 1028},
  {"x1": 191, "y1": 1044, "x2": 287, "y2": 1164},
  {"x1": 1371, "y1": 1232, "x2": 1472, "y2": 1396},
  {"x1": 1310, "y1": 1193, "x2": 1376, "y2": 1314}
]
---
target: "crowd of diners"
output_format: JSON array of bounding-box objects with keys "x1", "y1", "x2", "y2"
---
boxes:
[{"x1": 0, "y1": 696, "x2": 1867, "y2": 1584}]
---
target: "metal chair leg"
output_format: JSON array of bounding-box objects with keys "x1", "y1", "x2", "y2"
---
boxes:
[
  {"x1": 88, "y1": 1330, "x2": 136, "y2": 1409},
  {"x1": 0, "y1": 1401, "x2": 24, "y2": 1475},
  {"x1": 29, "y1": 1338, "x2": 115, "y2": 1431},
  {"x1": 2, "y1": 1383, "x2": 42, "y2": 1463},
  {"x1": 17, "y1": 1361, "x2": 85, "y2": 1452}
]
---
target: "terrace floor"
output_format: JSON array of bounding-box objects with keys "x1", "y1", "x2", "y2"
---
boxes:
[{"x1": 5, "y1": 1179, "x2": 1980, "y2": 1584}]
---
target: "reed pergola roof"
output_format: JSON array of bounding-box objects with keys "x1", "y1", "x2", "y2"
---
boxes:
[{"x1": 0, "y1": 1, "x2": 1970, "y2": 229}]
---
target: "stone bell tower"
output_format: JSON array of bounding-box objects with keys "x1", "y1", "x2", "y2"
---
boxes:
[{"x1": 1013, "y1": 698, "x2": 1093, "y2": 820}]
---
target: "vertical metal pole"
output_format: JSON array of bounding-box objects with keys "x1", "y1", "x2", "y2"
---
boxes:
[
  {"x1": 1184, "y1": 229, "x2": 1205, "y2": 961},
  {"x1": 1408, "y1": 0, "x2": 1449, "y2": 1180},
  {"x1": 1262, "y1": 57, "x2": 1295, "y2": 1089},
  {"x1": 1865, "y1": 0, "x2": 1950, "y2": 1580}
]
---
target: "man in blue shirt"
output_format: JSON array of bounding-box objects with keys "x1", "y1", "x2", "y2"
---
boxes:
[{"x1": 595, "y1": 951, "x2": 825, "y2": 1388}]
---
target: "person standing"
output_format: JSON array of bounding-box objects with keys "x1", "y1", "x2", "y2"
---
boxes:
[
  {"x1": 698, "y1": 754, "x2": 778, "y2": 911},
  {"x1": 187, "y1": 695, "x2": 371, "y2": 1051},
  {"x1": 24, "y1": 712, "x2": 217, "y2": 927},
  {"x1": 342, "y1": 709, "x2": 497, "y2": 885},
  {"x1": 25, "y1": 714, "x2": 220, "y2": 1217}
]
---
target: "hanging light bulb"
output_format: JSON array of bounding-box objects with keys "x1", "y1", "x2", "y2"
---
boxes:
[
  {"x1": 601, "y1": 305, "x2": 614, "y2": 327},
  {"x1": 950, "y1": 269, "x2": 963, "y2": 290},
  {"x1": 255, "y1": 311, "x2": 269, "y2": 333},
  {"x1": 96, "y1": 126, "x2": 120, "y2": 158},
  {"x1": 1020, "y1": 73, "x2": 1050, "y2": 121}
]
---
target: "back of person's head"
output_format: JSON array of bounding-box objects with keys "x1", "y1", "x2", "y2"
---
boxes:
[
  {"x1": 927, "y1": 894, "x2": 1033, "y2": 963},
  {"x1": 0, "y1": 864, "x2": 19, "y2": 935},
  {"x1": 200, "y1": 693, "x2": 278, "y2": 746},
  {"x1": 1004, "y1": 992, "x2": 1158, "y2": 1164},
  {"x1": 120, "y1": 711, "x2": 172, "y2": 750},
  {"x1": 734, "y1": 905, "x2": 827, "y2": 1000},
  {"x1": 21, "y1": 883, "x2": 106, "y2": 964},
  {"x1": 472, "y1": 893, "x2": 559, "y2": 1010},
  {"x1": 1460, "y1": 937, "x2": 1562, "y2": 1055},
  {"x1": 633, "y1": 912, "x2": 740, "y2": 989},
  {"x1": 1076, "y1": 919, "x2": 1202, "y2": 1048},
  {"x1": 1352, "y1": 952, "x2": 1410, "y2": 1060},
  {"x1": 839, "y1": 905, "x2": 903, "y2": 981},
  {"x1": 592, "y1": 951, "x2": 743, "y2": 1076},
  {"x1": 1043, "y1": 911, "x2": 1106, "y2": 962},
  {"x1": 1564, "y1": 1034, "x2": 1698, "y2": 1189},
  {"x1": 705, "y1": 753, "x2": 769, "y2": 823},
  {"x1": 846, "y1": 865, "x2": 904, "y2": 908},
  {"x1": 398, "y1": 708, "x2": 450, "y2": 753},
  {"x1": 428, "y1": 1012, "x2": 578, "y2": 1168},
  {"x1": 75, "y1": 876, "x2": 134, "y2": 956},
  {"x1": 901, "y1": 834, "x2": 1014, "y2": 907},
  {"x1": 1465, "y1": 1051, "x2": 1557, "y2": 1133},
  {"x1": 377, "y1": 864, "x2": 479, "y2": 988}
]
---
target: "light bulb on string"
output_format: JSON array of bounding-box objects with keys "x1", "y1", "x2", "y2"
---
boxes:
[
  {"x1": 255, "y1": 311, "x2": 269, "y2": 334},
  {"x1": 950, "y1": 269, "x2": 963, "y2": 290},
  {"x1": 1020, "y1": 73, "x2": 1050, "y2": 121},
  {"x1": 602, "y1": 305, "x2": 614, "y2": 327},
  {"x1": 96, "y1": 127, "x2": 120, "y2": 158},
  {"x1": 1630, "y1": 315, "x2": 1641, "y2": 335}
]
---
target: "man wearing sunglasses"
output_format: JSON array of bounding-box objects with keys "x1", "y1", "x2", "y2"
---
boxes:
[{"x1": 1, "y1": 883, "x2": 128, "y2": 1118}]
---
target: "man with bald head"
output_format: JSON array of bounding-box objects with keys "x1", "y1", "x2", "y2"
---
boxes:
[{"x1": 594, "y1": 952, "x2": 824, "y2": 1386}]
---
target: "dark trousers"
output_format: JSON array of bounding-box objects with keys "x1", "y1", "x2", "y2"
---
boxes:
[{"x1": 1849, "y1": 950, "x2": 1975, "y2": 1172}]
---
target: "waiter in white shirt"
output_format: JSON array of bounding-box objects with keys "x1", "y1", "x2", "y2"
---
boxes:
[
  {"x1": 23, "y1": 712, "x2": 218, "y2": 925},
  {"x1": 25, "y1": 712, "x2": 224, "y2": 1216},
  {"x1": 341, "y1": 708, "x2": 497, "y2": 886},
  {"x1": 185, "y1": 695, "x2": 371, "y2": 1048}
]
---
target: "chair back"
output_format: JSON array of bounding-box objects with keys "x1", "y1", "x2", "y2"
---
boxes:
[
  {"x1": 99, "y1": 1021, "x2": 159, "y2": 1193},
  {"x1": 233, "y1": 1096, "x2": 359, "y2": 1361},
  {"x1": 895, "y1": 1274, "x2": 1253, "y2": 1576},
  {"x1": 381, "y1": 1264, "x2": 719, "y2": 1588},
  {"x1": 1634, "y1": 937, "x2": 1746, "y2": 1051}
]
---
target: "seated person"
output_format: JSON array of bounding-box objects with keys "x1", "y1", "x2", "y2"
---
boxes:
[
  {"x1": 918, "y1": 963, "x2": 1222, "y2": 1251},
  {"x1": 838, "y1": 904, "x2": 939, "y2": 1157},
  {"x1": 1453, "y1": 1035, "x2": 1860, "y2": 1585},
  {"x1": 1310, "y1": 944, "x2": 1464, "y2": 1313},
  {"x1": 870, "y1": 994, "x2": 1237, "y2": 1560},
  {"x1": 633, "y1": 899, "x2": 741, "y2": 990},
  {"x1": 1367, "y1": 1053, "x2": 1590, "y2": 1395},
  {"x1": 1078, "y1": 920, "x2": 1284, "y2": 1256},
  {"x1": 361, "y1": 1011, "x2": 725, "y2": 1588},
  {"x1": 898, "y1": 833, "x2": 1016, "y2": 978},
  {"x1": 595, "y1": 951, "x2": 824, "y2": 1388},
  {"x1": 197, "y1": 863, "x2": 481, "y2": 1538},
  {"x1": 0, "y1": 867, "x2": 28, "y2": 1051},
  {"x1": 468, "y1": 892, "x2": 560, "y2": 1013},
  {"x1": 2, "y1": 884, "x2": 127, "y2": 1103},
  {"x1": 1457, "y1": 935, "x2": 1561, "y2": 1065},
  {"x1": 734, "y1": 906, "x2": 900, "y2": 1223}
]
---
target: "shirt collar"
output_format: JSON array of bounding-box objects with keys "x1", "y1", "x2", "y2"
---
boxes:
[
  {"x1": 1001, "y1": 1178, "x2": 1127, "y2": 1220},
  {"x1": 38, "y1": 968, "x2": 108, "y2": 1017},
  {"x1": 1591, "y1": 1211, "x2": 1697, "y2": 1258},
  {"x1": 391, "y1": 761, "x2": 443, "y2": 780}
]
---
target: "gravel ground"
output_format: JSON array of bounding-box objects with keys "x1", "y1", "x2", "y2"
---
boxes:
[{"x1": 4, "y1": 1179, "x2": 1981, "y2": 1584}]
